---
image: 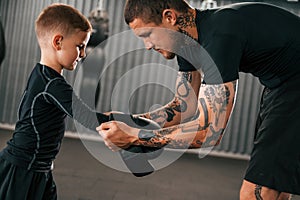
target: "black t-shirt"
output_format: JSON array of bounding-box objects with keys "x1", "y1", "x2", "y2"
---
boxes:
[
  {"x1": 178, "y1": 2, "x2": 300, "y2": 88},
  {"x1": 1, "y1": 63, "x2": 108, "y2": 171}
]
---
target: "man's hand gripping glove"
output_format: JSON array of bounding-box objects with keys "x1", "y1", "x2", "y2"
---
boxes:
[{"x1": 108, "y1": 113, "x2": 162, "y2": 177}]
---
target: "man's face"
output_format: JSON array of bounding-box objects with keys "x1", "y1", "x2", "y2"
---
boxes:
[{"x1": 129, "y1": 18, "x2": 178, "y2": 60}]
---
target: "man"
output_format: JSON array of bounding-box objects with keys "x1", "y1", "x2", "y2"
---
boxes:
[{"x1": 97, "y1": 1, "x2": 300, "y2": 199}]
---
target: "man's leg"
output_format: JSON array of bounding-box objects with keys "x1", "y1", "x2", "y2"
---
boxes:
[
  {"x1": 240, "y1": 180, "x2": 292, "y2": 200},
  {"x1": 278, "y1": 193, "x2": 292, "y2": 200}
]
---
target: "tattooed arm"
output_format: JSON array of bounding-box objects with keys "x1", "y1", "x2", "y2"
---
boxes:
[
  {"x1": 98, "y1": 80, "x2": 237, "y2": 150},
  {"x1": 134, "y1": 71, "x2": 201, "y2": 128},
  {"x1": 140, "y1": 81, "x2": 237, "y2": 148}
]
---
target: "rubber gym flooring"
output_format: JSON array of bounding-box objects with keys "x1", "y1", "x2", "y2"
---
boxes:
[{"x1": 1, "y1": 129, "x2": 299, "y2": 200}]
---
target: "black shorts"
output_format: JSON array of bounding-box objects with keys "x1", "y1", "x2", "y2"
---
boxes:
[
  {"x1": 245, "y1": 77, "x2": 300, "y2": 194},
  {"x1": 0, "y1": 156, "x2": 57, "y2": 200}
]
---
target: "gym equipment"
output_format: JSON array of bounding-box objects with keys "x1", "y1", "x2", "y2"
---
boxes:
[
  {"x1": 81, "y1": 0, "x2": 109, "y2": 107},
  {"x1": 87, "y1": 0, "x2": 109, "y2": 47}
]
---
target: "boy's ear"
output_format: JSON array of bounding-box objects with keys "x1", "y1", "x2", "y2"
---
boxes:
[
  {"x1": 52, "y1": 35, "x2": 63, "y2": 50},
  {"x1": 162, "y1": 9, "x2": 177, "y2": 25}
]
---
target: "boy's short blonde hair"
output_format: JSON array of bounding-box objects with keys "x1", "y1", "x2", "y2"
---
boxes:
[{"x1": 35, "y1": 3, "x2": 92, "y2": 46}]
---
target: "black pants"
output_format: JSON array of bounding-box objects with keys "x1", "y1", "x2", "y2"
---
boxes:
[
  {"x1": 0, "y1": 158, "x2": 57, "y2": 200},
  {"x1": 245, "y1": 78, "x2": 300, "y2": 194}
]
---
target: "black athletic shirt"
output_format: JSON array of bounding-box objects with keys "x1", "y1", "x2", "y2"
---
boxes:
[
  {"x1": 1, "y1": 63, "x2": 109, "y2": 171},
  {"x1": 177, "y1": 2, "x2": 300, "y2": 88}
]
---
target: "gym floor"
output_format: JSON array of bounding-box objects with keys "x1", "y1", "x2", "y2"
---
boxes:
[{"x1": 1, "y1": 129, "x2": 299, "y2": 200}]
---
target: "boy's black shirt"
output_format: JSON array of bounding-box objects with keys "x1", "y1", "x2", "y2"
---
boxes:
[{"x1": 1, "y1": 63, "x2": 108, "y2": 171}]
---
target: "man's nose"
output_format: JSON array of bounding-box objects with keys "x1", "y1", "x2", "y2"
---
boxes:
[{"x1": 144, "y1": 39, "x2": 154, "y2": 50}]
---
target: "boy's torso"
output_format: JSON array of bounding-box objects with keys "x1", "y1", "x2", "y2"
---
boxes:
[{"x1": 1, "y1": 63, "x2": 69, "y2": 171}]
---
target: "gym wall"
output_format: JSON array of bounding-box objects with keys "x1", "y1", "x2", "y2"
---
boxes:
[{"x1": 0, "y1": 0, "x2": 299, "y2": 158}]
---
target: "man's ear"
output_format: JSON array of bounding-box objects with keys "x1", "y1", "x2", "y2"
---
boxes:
[
  {"x1": 162, "y1": 9, "x2": 177, "y2": 25},
  {"x1": 52, "y1": 34, "x2": 63, "y2": 50}
]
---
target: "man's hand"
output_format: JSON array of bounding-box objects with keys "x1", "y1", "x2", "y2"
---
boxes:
[{"x1": 97, "y1": 121, "x2": 139, "y2": 151}]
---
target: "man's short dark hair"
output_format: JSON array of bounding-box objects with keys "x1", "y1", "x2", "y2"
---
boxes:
[{"x1": 124, "y1": 0, "x2": 190, "y2": 25}]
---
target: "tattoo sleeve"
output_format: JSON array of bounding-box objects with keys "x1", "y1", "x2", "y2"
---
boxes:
[
  {"x1": 135, "y1": 71, "x2": 201, "y2": 128},
  {"x1": 254, "y1": 185, "x2": 263, "y2": 200},
  {"x1": 136, "y1": 81, "x2": 237, "y2": 149}
]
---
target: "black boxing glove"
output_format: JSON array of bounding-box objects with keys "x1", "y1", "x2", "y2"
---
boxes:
[
  {"x1": 96, "y1": 112, "x2": 110, "y2": 123},
  {"x1": 108, "y1": 113, "x2": 162, "y2": 177}
]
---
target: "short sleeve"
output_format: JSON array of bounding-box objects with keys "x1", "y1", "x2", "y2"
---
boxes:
[
  {"x1": 203, "y1": 33, "x2": 241, "y2": 83},
  {"x1": 201, "y1": 9, "x2": 246, "y2": 83},
  {"x1": 177, "y1": 8, "x2": 245, "y2": 84},
  {"x1": 177, "y1": 55, "x2": 197, "y2": 72}
]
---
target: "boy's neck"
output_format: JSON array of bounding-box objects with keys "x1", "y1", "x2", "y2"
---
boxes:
[{"x1": 40, "y1": 57, "x2": 63, "y2": 75}]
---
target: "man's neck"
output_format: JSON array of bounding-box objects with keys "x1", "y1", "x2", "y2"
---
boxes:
[{"x1": 176, "y1": 8, "x2": 198, "y2": 41}]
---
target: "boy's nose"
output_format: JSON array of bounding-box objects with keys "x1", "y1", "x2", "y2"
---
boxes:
[{"x1": 79, "y1": 49, "x2": 86, "y2": 59}]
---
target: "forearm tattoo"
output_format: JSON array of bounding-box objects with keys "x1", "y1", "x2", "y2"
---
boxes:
[
  {"x1": 201, "y1": 84, "x2": 231, "y2": 147},
  {"x1": 255, "y1": 185, "x2": 263, "y2": 200},
  {"x1": 204, "y1": 85, "x2": 230, "y2": 125},
  {"x1": 140, "y1": 72, "x2": 193, "y2": 127},
  {"x1": 177, "y1": 72, "x2": 192, "y2": 97},
  {"x1": 137, "y1": 83, "x2": 235, "y2": 149},
  {"x1": 182, "y1": 98, "x2": 209, "y2": 132}
]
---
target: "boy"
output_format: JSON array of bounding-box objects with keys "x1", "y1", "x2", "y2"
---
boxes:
[{"x1": 0, "y1": 3, "x2": 109, "y2": 199}]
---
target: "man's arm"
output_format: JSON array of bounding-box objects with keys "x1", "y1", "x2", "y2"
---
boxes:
[
  {"x1": 135, "y1": 70, "x2": 201, "y2": 128},
  {"x1": 99, "y1": 80, "x2": 237, "y2": 150}
]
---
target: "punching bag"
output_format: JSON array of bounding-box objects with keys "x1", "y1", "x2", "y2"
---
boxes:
[
  {"x1": 77, "y1": 6, "x2": 109, "y2": 107},
  {"x1": 87, "y1": 7, "x2": 109, "y2": 106},
  {"x1": 0, "y1": 18, "x2": 5, "y2": 65},
  {"x1": 87, "y1": 8, "x2": 109, "y2": 48}
]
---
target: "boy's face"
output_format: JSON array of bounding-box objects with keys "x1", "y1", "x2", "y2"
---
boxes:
[{"x1": 56, "y1": 30, "x2": 90, "y2": 71}]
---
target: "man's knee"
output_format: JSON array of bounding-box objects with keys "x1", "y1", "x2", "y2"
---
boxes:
[
  {"x1": 240, "y1": 180, "x2": 255, "y2": 199},
  {"x1": 277, "y1": 193, "x2": 292, "y2": 200},
  {"x1": 240, "y1": 180, "x2": 281, "y2": 200}
]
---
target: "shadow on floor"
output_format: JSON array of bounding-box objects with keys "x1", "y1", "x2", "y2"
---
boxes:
[{"x1": 1, "y1": 129, "x2": 298, "y2": 200}]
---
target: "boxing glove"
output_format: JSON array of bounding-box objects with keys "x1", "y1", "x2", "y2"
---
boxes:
[{"x1": 108, "y1": 113, "x2": 162, "y2": 177}]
